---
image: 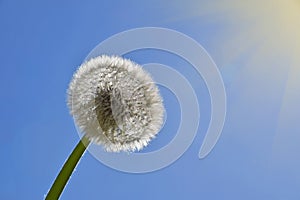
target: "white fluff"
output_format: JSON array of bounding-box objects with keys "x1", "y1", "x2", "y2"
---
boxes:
[{"x1": 67, "y1": 55, "x2": 164, "y2": 152}]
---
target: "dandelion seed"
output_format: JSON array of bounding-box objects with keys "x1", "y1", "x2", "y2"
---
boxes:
[{"x1": 68, "y1": 55, "x2": 164, "y2": 152}]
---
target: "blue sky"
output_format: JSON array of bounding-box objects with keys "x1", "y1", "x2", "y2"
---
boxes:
[{"x1": 1, "y1": 0, "x2": 300, "y2": 199}]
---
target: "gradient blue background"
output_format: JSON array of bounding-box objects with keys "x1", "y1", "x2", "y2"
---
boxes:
[{"x1": 1, "y1": 0, "x2": 299, "y2": 199}]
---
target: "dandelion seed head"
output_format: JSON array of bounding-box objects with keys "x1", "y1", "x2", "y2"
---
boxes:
[{"x1": 68, "y1": 55, "x2": 164, "y2": 152}]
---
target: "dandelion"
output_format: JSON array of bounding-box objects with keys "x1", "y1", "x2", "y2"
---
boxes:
[
  {"x1": 69, "y1": 55, "x2": 164, "y2": 152},
  {"x1": 46, "y1": 55, "x2": 164, "y2": 199}
]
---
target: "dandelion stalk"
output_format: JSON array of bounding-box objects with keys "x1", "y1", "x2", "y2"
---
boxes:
[{"x1": 45, "y1": 136, "x2": 90, "y2": 200}]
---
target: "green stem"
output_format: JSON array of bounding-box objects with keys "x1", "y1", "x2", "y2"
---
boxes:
[{"x1": 45, "y1": 136, "x2": 91, "y2": 200}]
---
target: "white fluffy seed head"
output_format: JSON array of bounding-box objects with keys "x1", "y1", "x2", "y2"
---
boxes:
[{"x1": 67, "y1": 55, "x2": 164, "y2": 152}]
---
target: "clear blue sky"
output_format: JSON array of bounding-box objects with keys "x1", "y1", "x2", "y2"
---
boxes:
[{"x1": 1, "y1": 0, "x2": 299, "y2": 199}]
